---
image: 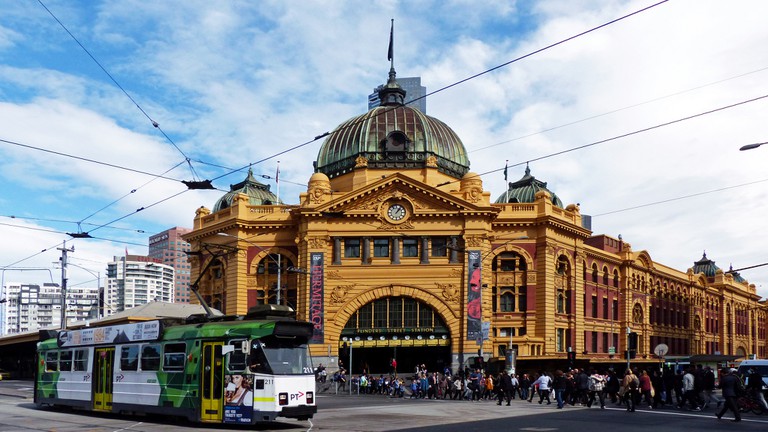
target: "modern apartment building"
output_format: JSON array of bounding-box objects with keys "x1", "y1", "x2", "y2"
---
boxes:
[
  {"x1": 105, "y1": 255, "x2": 174, "y2": 313},
  {"x1": 148, "y1": 227, "x2": 192, "y2": 303},
  {"x1": 0, "y1": 282, "x2": 99, "y2": 335}
]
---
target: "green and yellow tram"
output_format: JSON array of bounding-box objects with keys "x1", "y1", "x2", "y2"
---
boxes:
[{"x1": 34, "y1": 306, "x2": 317, "y2": 424}]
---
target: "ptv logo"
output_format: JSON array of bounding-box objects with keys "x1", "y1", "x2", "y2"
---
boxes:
[{"x1": 289, "y1": 391, "x2": 305, "y2": 401}]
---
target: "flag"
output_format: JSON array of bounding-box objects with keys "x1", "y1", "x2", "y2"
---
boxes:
[
  {"x1": 503, "y1": 160, "x2": 508, "y2": 182},
  {"x1": 275, "y1": 163, "x2": 280, "y2": 184},
  {"x1": 387, "y1": 19, "x2": 394, "y2": 61},
  {"x1": 125, "y1": 247, "x2": 129, "y2": 256}
]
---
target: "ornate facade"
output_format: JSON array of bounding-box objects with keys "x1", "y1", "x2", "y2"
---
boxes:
[{"x1": 183, "y1": 67, "x2": 766, "y2": 374}]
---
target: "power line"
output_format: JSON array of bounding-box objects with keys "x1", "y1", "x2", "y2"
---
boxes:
[
  {"x1": 438, "y1": 92, "x2": 768, "y2": 187},
  {"x1": 470, "y1": 64, "x2": 768, "y2": 153},
  {"x1": 591, "y1": 177, "x2": 768, "y2": 218},
  {"x1": 211, "y1": 0, "x2": 670, "y2": 181},
  {"x1": 0, "y1": 137, "x2": 185, "y2": 182},
  {"x1": 36, "y1": 0, "x2": 201, "y2": 180}
]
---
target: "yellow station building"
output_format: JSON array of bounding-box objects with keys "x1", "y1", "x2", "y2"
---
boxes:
[{"x1": 184, "y1": 66, "x2": 766, "y2": 374}]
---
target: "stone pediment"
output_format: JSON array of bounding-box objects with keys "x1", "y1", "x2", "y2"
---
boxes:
[{"x1": 314, "y1": 174, "x2": 491, "y2": 221}]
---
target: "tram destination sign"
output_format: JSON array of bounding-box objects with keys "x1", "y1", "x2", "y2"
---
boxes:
[{"x1": 57, "y1": 320, "x2": 163, "y2": 347}]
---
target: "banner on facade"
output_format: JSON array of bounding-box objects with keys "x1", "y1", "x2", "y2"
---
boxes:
[
  {"x1": 309, "y1": 252, "x2": 324, "y2": 343},
  {"x1": 466, "y1": 250, "x2": 482, "y2": 341}
]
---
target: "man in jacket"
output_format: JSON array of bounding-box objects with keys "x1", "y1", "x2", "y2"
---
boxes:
[
  {"x1": 678, "y1": 367, "x2": 700, "y2": 411},
  {"x1": 747, "y1": 368, "x2": 768, "y2": 410},
  {"x1": 716, "y1": 368, "x2": 742, "y2": 422}
]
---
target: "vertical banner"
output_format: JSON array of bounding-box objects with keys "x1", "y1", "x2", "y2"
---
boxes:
[
  {"x1": 223, "y1": 373, "x2": 254, "y2": 424},
  {"x1": 309, "y1": 252, "x2": 324, "y2": 343},
  {"x1": 466, "y1": 250, "x2": 482, "y2": 341}
]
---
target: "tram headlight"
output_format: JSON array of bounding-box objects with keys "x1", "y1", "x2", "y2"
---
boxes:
[
  {"x1": 306, "y1": 391, "x2": 314, "y2": 404},
  {"x1": 279, "y1": 392, "x2": 288, "y2": 406}
]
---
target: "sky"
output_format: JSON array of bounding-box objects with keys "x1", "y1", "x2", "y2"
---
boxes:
[{"x1": 1, "y1": 0, "x2": 767, "y2": 298}]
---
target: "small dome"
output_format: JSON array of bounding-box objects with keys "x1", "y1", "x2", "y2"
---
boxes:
[
  {"x1": 495, "y1": 165, "x2": 563, "y2": 207},
  {"x1": 728, "y1": 264, "x2": 746, "y2": 283},
  {"x1": 692, "y1": 252, "x2": 720, "y2": 277},
  {"x1": 213, "y1": 169, "x2": 281, "y2": 212},
  {"x1": 315, "y1": 68, "x2": 469, "y2": 179}
]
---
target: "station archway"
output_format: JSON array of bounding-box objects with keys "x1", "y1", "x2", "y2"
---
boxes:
[{"x1": 339, "y1": 296, "x2": 452, "y2": 375}]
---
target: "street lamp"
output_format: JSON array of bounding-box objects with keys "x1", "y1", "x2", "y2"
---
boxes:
[
  {"x1": 67, "y1": 263, "x2": 104, "y2": 319},
  {"x1": 739, "y1": 142, "x2": 767, "y2": 151},
  {"x1": 216, "y1": 233, "x2": 285, "y2": 305}
]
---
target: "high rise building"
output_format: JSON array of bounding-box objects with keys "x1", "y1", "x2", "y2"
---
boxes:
[
  {"x1": 106, "y1": 255, "x2": 174, "y2": 313},
  {"x1": 0, "y1": 282, "x2": 99, "y2": 335},
  {"x1": 368, "y1": 76, "x2": 426, "y2": 113},
  {"x1": 148, "y1": 227, "x2": 192, "y2": 303}
]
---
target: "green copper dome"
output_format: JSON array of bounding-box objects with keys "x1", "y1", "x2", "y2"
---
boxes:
[
  {"x1": 315, "y1": 68, "x2": 470, "y2": 179},
  {"x1": 692, "y1": 252, "x2": 720, "y2": 277},
  {"x1": 213, "y1": 169, "x2": 281, "y2": 212},
  {"x1": 495, "y1": 165, "x2": 563, "y2": 207}
]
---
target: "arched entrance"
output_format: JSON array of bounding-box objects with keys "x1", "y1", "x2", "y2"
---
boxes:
[{"x1": 340, "y1": 297, "x2": 451, "y2": 375}]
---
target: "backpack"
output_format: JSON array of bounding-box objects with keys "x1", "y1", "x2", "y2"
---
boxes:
[{"x1": 629, "y1": 376, "x2": 639, "y2": 390}]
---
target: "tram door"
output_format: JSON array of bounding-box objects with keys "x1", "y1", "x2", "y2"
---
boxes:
[
  {"x1": 200, "y1": 342, "x2": 224, "y2": 422},
  {"x1": 93, "y1": 347, "x2": 114, "y2": 412}
]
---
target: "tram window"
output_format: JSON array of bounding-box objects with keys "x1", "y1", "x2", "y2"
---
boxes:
[
  {"x1": 227, "y1": 340, "x2": 247, "y2": 372},
  {"x1": 45, "y1": 351, "x2": 59, "y2": 372},
  {"x1": 120, "y1": 345, "x2": 140, "y2": 371},
  {"x1": 73, "y1": 349, "x2": 89, "y2": 372},
  {"x1": 141, "y1": 344, "x2": 161, "y2": 371},
  {"x1": 163, "y1": 343, "x2": 187, "y2": 371},
  {"x1": 59, "y1": 350, "x2": 73, "y2": 372}
]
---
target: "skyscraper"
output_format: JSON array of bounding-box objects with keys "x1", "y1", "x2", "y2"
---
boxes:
[
  {"x1": 368, "y1": 76, "x2": 426, "y2": 113},
  {"x1": 148, "y1": 227, "x2": 192, "y2": 303}
]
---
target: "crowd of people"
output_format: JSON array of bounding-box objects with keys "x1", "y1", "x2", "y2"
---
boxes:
[{"x1": 317, "y1": 360, "x2": 767, "y2": 422}]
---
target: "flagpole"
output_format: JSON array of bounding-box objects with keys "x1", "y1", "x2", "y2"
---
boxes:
[
  {"x1": 276, "y1": 161, "x2": 281, "y2": 305},
  {"x1": 504, "y1": 160, "x2": 509, "y2": 204}
]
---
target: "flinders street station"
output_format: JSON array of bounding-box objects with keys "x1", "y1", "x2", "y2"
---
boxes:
[{"x1": 184, "y1": 64, "x2": 766, "y2": 374}]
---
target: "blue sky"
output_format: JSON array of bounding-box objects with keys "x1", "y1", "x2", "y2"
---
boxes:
[{"x1": 1, "y1": 0, "x2": 767, "y2": 297}]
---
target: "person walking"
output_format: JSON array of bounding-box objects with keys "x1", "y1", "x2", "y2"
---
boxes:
[
  {"x1": 638, "y1": 370, "x2": 653, "y2": 409},
  {"x1": 678, "y1": 366, "x2": 700, "y2": 411},
  {"x1": 622, "y1": 369, "x2": 639, "y2": 412},
  {"x1": 587, "y1": 368, "x2": 606, "y2": 409},
  {"x1": 532, "y1": 371, "x2": 553, "y2": 405},
  {"x1": 716, "y1": 368, "x2": 742, "y2": 422},
  {"x1": 746, "y1": 368, "x2": 768, "y2": 411},
  {"x1": 497, "y1": 371, "x2": 513, "y2": 406},
  {"x1": 552, "y1": 369, "x2": 567, "y2": 409}
]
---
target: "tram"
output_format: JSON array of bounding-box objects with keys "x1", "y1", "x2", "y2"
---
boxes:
[{"x1": 34, "y1": 305, "x2": 316, "y2": 424}]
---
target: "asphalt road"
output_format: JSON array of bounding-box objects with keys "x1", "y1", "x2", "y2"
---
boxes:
[{"x1": 1, "y1": 380, "x2": 767, "y2": 432}]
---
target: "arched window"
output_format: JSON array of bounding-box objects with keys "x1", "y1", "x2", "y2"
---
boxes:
[
  {"x1": 602, "y1": 266, "x2": 609, "y2": 285},
  {"x1": 613, "y1": 269, "x2": 619, "y2": 288},
  {"x1": 500, "y1": 293, "x2": 514, "y2": 312},
  {"x1": 591, "y1": 264, "x2": 599, "y2": 283}
]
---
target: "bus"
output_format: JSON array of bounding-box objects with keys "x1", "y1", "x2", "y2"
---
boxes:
[{"x1": 34, "y1": 305, "x2": 316, "y2": 424}]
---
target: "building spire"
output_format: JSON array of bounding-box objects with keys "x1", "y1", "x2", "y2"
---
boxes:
[{"x1": 379, "y1": 19, "x2": 406, "y2": 106}]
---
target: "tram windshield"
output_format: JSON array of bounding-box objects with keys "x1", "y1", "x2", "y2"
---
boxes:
[{"x1": 248, "y1": 337, "x2": 313, "y2": 375}]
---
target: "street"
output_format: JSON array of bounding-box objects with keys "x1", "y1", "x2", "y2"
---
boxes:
[{"x1": 0, "y1": 380, "x2": 766, "y2": 431}]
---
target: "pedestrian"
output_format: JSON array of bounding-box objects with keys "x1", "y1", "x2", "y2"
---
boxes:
[
  {"x1": 678, "y1": 366, "x2": 700, "y2": 411},
  {"x1": 552, "y1": 369, "x2": 567, "y2": 409},
  {"x1": 497, "y1": 371, "x2": 513, "y2": 406},
  {"x1": 519, "y1": 373, "x2": 531, "y2": 401},
  {"x1": 622, "y1": 369, "x2": 639, "y2": 412},
  {"x1": 587, "y1": 368, "x2": 606, "y2": 409},
  {"x1": 638, "y1": 370, "x2": 653, "y2": 409},
  {"x1": 532, "y1": 371, "x2": 552, "y2": 405},
  {"x1": 716, "y1": 368, "x2": 742, "y2": 422},
  {"x1": 746, "y1": 368, "x2": 768, "y2": 410}
]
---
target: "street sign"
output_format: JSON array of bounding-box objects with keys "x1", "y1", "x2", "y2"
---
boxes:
[{"x1": 608, "y1": 346, "x2": 616, "y2": 354}]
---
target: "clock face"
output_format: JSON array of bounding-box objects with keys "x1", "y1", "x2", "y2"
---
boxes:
[{"x1": 387, "y1": 203, "x2": 406, "y2": 221}]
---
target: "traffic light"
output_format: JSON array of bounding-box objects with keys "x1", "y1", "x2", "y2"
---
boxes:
[
  {"x1": 567, "y1": 351, "x2": 576, "y2": 362},
  {"x1": 628, "y1": 332, "x2": 638, "y2": 350}
]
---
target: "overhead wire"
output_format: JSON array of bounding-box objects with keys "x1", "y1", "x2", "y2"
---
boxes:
[
  {"x1": 36, "y1": 0, "x2": 201, "y2": 180},
  {"x1": 209, "y1": 0, "x2": 671, "y2": 182},
  {"x1": 469, "y1": 64, "x2": 768, "y2": 153},
  {"x1": 437, "y1": 93, "x2": 768, "y2": 188}
]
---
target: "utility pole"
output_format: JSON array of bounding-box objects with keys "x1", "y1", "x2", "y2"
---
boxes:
[{"x1": 58, "y1": 242, "x2": 75, "y2": 329}]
